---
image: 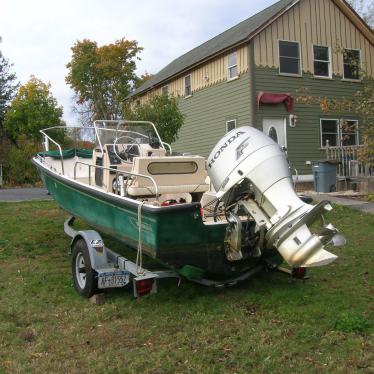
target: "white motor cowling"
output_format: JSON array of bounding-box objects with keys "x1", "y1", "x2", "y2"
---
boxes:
[{"x1": 206, "y1": 126, "x2": 344, "y2": 268}]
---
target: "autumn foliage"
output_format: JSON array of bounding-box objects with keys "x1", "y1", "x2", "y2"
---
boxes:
[
  {"x1": 4, "y1": 76, "x2": 63, "y2": 144},
  {"x1": 66, "y1": 38, "x2": 142, "y2": 121}
]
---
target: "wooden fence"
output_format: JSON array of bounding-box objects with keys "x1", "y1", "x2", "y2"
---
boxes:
[{"x1": 325, "y1": 145, "x2": 372, "y2": 178}]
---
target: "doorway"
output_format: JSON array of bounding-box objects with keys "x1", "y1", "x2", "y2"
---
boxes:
[{"x1": 262, "y1": 118, "x2": 287, "y2": 149}]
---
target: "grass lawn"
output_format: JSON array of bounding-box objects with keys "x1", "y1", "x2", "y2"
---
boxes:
[{"x1": 0, "y1": 201, "x2": 373, "y2": 373}]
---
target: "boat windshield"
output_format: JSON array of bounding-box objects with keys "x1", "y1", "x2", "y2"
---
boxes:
[{"x1": 94, "y1": 120, "x2": 163, "y2": 152}]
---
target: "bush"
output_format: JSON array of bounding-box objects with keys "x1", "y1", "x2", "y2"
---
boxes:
[
  {"x1": 3, "y1": 136, "x2": 40, "y2": 185},
  {"x1": 124, "y1": 94, "x2": 184, "y2": 144},
  {"x1": 367, "y1": 194, "x2": 374, "y2": 202}
]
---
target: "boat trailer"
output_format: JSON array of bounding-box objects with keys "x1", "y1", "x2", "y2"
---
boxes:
[
  {"x1": 64, "y1": 216, "x2": 275, "y2": 298},
  {"x1": 64, "y1": 216, "x2": 309, "y2": 299}
]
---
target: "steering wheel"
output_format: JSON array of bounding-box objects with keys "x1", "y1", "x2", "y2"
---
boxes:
[{"x1": 113, "y1": 135, "x2": 139, "y2": 162}]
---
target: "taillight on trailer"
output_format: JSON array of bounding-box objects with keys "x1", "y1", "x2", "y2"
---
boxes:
[
  {"x1": 134, "y1": 278, "x2": 155, "y2": 297},
  {"x1": 292, "y1": 267, "x2": 307, "y2": 279},
  {"x1": 200, "y1": 207, "x2": 205, "y2": 220}
]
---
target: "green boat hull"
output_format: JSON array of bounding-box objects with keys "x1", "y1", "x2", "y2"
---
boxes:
[{"x1": 34, "y1": 159, "x2": 281, "y2": 278}]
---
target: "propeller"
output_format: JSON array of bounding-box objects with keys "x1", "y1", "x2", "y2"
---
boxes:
[{"x1": 318, "y1": 224, "x2": 346, "y2": 247}]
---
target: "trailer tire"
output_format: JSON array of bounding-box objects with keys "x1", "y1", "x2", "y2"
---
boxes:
[{"x1": 72, "y1": 239, "x2": 98, "y2": 297}]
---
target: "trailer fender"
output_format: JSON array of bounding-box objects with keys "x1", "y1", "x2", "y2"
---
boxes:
[{"x1": 70, "y1": 230, "x2": 109, "y2": 270}]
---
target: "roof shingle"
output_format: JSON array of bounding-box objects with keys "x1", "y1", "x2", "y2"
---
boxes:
[{"x1": 131, "y1": 0, "x2": 295, "y2": 97}]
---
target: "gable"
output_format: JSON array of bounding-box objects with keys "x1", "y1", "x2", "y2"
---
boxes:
[
  {"x1": 253, "y1": 0, "x2": 374, "y2": 76},
  {"x1": 131, "y1": 0, "x2": 296, "y2": 97}
]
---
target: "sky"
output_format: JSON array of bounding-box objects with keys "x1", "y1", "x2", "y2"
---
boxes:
[{"x1": 1, "y1": 0, "x2": 278, "y2": 124}]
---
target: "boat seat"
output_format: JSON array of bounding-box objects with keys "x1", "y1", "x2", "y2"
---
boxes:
[{"x1": 127, "y1": 156, "x2": 209, "y2": 196}]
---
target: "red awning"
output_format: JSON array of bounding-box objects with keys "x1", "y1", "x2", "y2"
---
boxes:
[{"x1": 257, "y1": 92, "x2": 294, "y2": 113}]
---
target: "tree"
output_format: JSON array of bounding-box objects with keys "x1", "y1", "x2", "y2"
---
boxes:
[
  {"x1": 295, "y1": 1, "x2": 374, "y2": 163},
  {"x1": 66, "y1": 38, "x2": 142, "y2": 123},
  {"x1": 134, "y1": 72, "x2": 154, "y2": 89},
  {"x1": 124, "y1": 94, "x2": 184, "y2": 145},
  {"x1": 0, "y1": 52, "x2": 18, "y2": 125},
  {"x1": 347, "y1": 0, "x2": 374, "y2": 28},
  {"x1": 346, "y1": 1, "x2": 374, "y2": 163},
  {"x1": 4, "y1": 76, "x2": 63, "y2": 145},
  {"x1": 0, "y1": 44, "x2": 19, "y2": 165},
  {"x1": 353, "y1": 80, "x2": 374, "y2": 163}
]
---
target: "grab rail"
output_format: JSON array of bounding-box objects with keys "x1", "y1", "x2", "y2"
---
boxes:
[
  {"x1": 73, "y1": 161, "x2": 159, "y2": 200},
  {"x1": 39, "y1": 121, "x2": 169, "y2": 178},
  {"x1": 162, "y1": 142, "x2": 172, "y2": 154},
  {"x1": 93, "y1": 120, "x2": 166, "y2": 153},
  {"x1": 39, "y1": 129, "x2": 65, "y2": 175}
]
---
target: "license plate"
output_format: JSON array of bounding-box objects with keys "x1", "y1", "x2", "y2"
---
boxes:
[{"x1": 98, "y1": 270, "x2": 130, "y2": 289}]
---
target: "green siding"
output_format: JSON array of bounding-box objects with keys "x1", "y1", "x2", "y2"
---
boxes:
[
  {"x1": 254, "y1": 67, "x2": 362, "y2": 174},
  {"x1": 173, "y1": 72, "x2": 252, "y2": 157},
  {"x1": 171, "y1": 65, "x2": 363, "y2": 175}
]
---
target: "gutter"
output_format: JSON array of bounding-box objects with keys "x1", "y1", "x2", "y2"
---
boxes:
[{"x1": 130, "y1": 0, "x2": 300, "y2": 98}]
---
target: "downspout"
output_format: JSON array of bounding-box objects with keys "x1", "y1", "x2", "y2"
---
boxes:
[{"x1": 248, "y1": 41, "x2": 257, "y2": 127}]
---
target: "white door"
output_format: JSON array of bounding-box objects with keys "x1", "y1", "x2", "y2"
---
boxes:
[{"x1": 262, "y1": 118, "x2": 287, "y2": 149}]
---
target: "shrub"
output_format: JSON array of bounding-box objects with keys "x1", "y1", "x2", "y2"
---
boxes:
[
  {"x1": 124, "y1": 94, "x2": 184, "y2": 145},
  {"x1": 367, "y1": 194, "x2": 374, "y2": 202},
  {"x1": 3, "y1": 136, "x2": 40, "y2": 185}
]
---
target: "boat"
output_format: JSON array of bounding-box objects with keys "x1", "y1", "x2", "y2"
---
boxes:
[{"x1": 32, "y1": 120, "x2": 344, "y2": 293}]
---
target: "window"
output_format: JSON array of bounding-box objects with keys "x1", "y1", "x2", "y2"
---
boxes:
[
  {"x1": 161, "y1": 85, "x2": 168, "y2": 95},
  {"x1": 341, "y1": 120, "x2": 359, "y2": 146},
  {"x1": 343, "y1": 49, "x2": 361, "y2": 80},
  {"x1": 320, "y1": 119, "x2": 359, "y2": 147},
  {"x1": 226, "y1": 119, "x2": 237, "y2": 132},
  {"x1": 227, "y1": 52, "x2": 238, "y2": 80},
  {"x1": 136, "y1": 98, "x2": 141, "y2": 107},
  {"x1": 321, "y1": 119, "x2": 339, "y2": 147},
  {"x1": 184, "y1": 75, "x2": 191, "y2": 97},
  {"x1": 279, "y1": 40, "x2": 301, "y2": 75},
  {"x1": 268, "y1": 127, "x2": 278, "y2": 143},
  {"x1": 313, "y1": 45, "x2": 331, "y2": 77}
]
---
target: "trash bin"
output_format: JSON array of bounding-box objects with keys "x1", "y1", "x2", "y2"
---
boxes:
[{"x1": 312, "y1": 160, "x2": 339, "y2": 193}]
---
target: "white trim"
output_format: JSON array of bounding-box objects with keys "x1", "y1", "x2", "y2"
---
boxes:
[
  {"x1": 227, "y1": 51, "x2": 238, "y2": 80},
  {"x1": 262, "y1": 117, "x2": 287, "y2": 149},
  {"x1": 278, "y1": 39, "x2": 302, "y2": 77},
  {"x1": 226, "y1": 76, "x2": 240, "y2": 83},
  {"x1": 320, "y1": 118, "x2": 359, "y2": 148},
  {"x1": 283, "y1": 117, "x2": 287, "y2": 149},
  {"x1": 226, "y1": 119, "x2": 237, "y2": 133},
  {"x1": 312, "y1": 44, "x2": 332, "y2": 79},
  {"x1": 312, "y1": 76, "x2": 333, "y2": 80},
  {"x1": 342, "y1": 48, "x2": 362, "y2": 81},
  {"x1": 320, "y1": 118, "x2": 339, "y2": 148},
  {"x1": 130, "y1": 1, "x2": 305, "y2": 98},
  {"x1": 184, "y1": 74, "x2": 192, "y2": 97},
  {"x1": 249, "y1": 1, "x2": 301, "y2": 45},
  {"x1": 340, "y1": 119, "x2": 359, "y2": 147},
  {"x1": 161, "y1": 85, "x2": 169, "y2": 95}
]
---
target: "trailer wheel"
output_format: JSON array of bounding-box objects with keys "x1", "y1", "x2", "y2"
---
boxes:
[{"x1": 72, "y1": 239, "x2": 98, "y2": 297}]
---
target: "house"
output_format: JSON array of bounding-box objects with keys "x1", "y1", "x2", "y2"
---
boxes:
[{"x1": 130, "y1": 0, "x2": 374, "y2": 181}]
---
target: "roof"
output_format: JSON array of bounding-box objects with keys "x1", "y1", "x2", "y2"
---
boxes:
[{"x1": 130, "y1": 0, "x2": 296, "y2": 97}]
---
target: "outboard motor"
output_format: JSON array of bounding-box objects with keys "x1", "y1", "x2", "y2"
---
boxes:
[{"x1": 207, "y1": 126, "x2": 345, "y2": 268}]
